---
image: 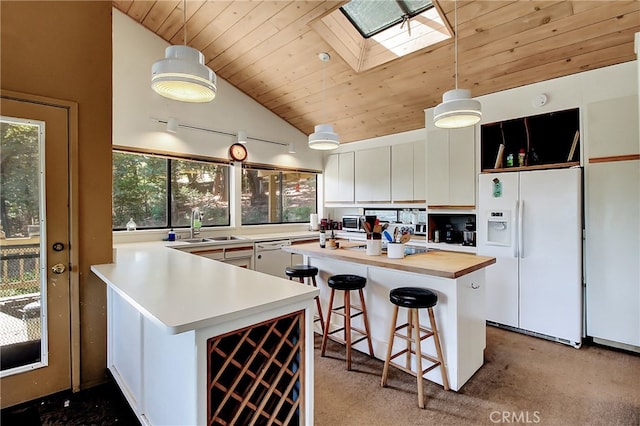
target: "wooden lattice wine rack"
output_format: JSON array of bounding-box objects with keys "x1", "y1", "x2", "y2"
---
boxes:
[{"x1": 207, "y1": 310, "x2": 305, "y2": 425}]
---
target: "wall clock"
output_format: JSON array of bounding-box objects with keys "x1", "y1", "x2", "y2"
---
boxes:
[{"x1": 229, "y1": 143, "x2": 248, "y2": 162}]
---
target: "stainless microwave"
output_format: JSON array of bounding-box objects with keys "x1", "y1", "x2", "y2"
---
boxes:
[{"x1": 341, "y1": 215, "x2": 364, "y2": 232}]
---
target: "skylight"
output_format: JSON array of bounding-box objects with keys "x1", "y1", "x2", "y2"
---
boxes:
[{"x1": 341, "y1": 0, "x2": 434, "y2": 39}]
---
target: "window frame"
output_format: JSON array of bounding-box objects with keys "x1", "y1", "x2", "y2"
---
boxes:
[
  {"x1": 240, "y1": 163, "x2": 319, "y2": 226},
  {"x1": 112, "y1": 148, "x2": 231, "y2": 231},
  {"x1": 340, "y1": 0, "x2": 434, "y2": 39}
]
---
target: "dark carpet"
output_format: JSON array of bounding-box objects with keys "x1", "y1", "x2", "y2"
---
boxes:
[{"x1": 0, "y1": 378, "x2": 140, "y2": 426}]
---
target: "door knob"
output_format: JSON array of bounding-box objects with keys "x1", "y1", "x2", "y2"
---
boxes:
[{"x1": 51, "y1": 263, "x2": 66, "y2": 274}]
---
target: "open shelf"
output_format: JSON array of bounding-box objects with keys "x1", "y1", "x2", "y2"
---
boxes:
[
  {"x1": 481, "y1": 161, "x2": 580, "y2": 174},
  {"x1": 481, "y1": 108, "x2": 580, "y2": 172}
]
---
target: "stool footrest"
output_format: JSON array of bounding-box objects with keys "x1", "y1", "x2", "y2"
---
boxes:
[
  {"x1": 330, "y1": 305, "x2": 364, "y2": 318},
  {"x1": 389, "y1": 348, "x2": 443, "y2": 372},
  {"x1": 386, "y1": 359, "x2": 443, "y2": 379}
]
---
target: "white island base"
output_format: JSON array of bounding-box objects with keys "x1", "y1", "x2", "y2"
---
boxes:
[
  {"x1": 93, "y1": 243, "x2": 319, "y2": 426},
  {"x1": 284, "y1": 242, "x2": 494, "y2": 392},
  {"x1": 107, "y1": 288, "x2": 314, "y2": 425}
]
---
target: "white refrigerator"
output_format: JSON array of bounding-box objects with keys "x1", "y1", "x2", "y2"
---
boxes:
[{"x1": 477, "y1": 167, "x2": 582, "y2": 346}]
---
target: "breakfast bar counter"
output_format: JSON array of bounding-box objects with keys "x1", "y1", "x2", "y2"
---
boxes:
[
  {"x1": 284, "y1": 241, "x2": 496, "y2": 391},
  {"x1": 283, "y1": 241, "x2": 495, "y2": 279},
  {"x1": 91, "y1": 243, "x2": 319, "y2": 426}
]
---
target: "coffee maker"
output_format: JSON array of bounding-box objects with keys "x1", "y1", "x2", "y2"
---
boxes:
[{"x1": 462, "y1": 217, "x2": 476, "y2": 246}]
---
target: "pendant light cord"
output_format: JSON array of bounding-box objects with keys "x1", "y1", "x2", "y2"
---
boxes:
[
  {"x1": 454, "y1": 0, "x2": 458, "y2": 90},
  {"x1": 322, "y1": 57, "x2": 327, "y2": 123},
  {"x1": 183, "y1": 0, "x2": 187, "y2": 46}
]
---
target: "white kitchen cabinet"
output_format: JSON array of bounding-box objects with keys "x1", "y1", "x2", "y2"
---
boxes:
[
  {"x1": 586, "y1": 160, "x2": 640, "y2": 348},
  {"x1": 586, "y1": 95, "x2": 639, "y2": 157},
  {"x1": 355, "y1": 146, "x2": 390, "y2": 202},
  {"x1": 426, "y1": 127, "x2": 475, "y2": 208},
  {"x1": 391, "y1": 141, "x2": 426, "y2": 202},
  {"x1": 324, "y1": 151, "x2": 354, "y2": 203}
]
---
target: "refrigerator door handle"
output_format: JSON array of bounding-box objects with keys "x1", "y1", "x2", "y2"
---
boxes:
[
  {"x1": 518, "y1": 199, "x2": 524, "y2": 258},
  {"x1": 513, "y1": 200, "x2": 519, "y2": 258}
]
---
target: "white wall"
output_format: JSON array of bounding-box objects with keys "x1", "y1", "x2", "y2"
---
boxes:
[{"x1": 112, "y1": 9, "x2": 323, "y2": 171}]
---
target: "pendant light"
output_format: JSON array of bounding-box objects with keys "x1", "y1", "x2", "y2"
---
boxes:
[
  {"x1": 151, "y1": 0, "x2": 217, "y2": 103},
  {"x1": 434, "y1": 0, "x2": 481, "y2": 128},
  {"x1": 308, "y1": 53, "x2": 340, "y2": 150}
]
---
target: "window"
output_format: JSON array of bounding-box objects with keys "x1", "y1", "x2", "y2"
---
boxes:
[
  {"x1": 241, "y1": 167, "x2": 317, "y2": 225},
  {"x1": 341, "y1": 0, "x2": 434, "y2": 38},
  {"x1": 112, "y1": 151, "x2": 229, "y2": 229}
]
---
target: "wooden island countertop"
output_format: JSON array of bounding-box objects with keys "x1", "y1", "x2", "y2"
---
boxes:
[{"x1": 284, "y1": 241, "x2": 495, "y2": 279}]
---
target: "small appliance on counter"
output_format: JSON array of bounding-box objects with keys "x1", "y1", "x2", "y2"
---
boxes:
[
  {"x1": 414, "y1": 224, "x2": 427, "y2": 235},
  {"x1": 341, "y1": 215, "x2": 364, "y2": 232},
  {"x1": 462, "y1": 217, "x2": 476, "y2": 246},
  {"x1": 444, "y1": 223, "x2": 462, "y2": 244}
]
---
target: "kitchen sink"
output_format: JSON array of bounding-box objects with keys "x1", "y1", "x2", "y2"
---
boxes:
[
  {"x1": 181, "y1": 236, "x2": 246, "y2": 243},
  {"x1": 207, "y1": 236, "x2": 245, "y2": 241},
  {"x1": 182, "y1": 238, "x2": 212, "y2": 243}
]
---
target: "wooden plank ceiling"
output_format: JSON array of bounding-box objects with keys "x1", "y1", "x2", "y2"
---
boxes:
[{"x1": 114, "y1": 1, "x2": 640, "y2": 144}]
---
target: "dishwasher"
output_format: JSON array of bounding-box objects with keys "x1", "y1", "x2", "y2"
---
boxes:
[{"x1": 254, "y1": 239, "x2": 294, "y2": 278}]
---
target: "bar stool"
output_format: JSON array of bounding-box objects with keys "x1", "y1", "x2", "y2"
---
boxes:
[
  {"x1": 320, "y1": 274, "x2": 374, "y2": 370},
  {"x1": 285, "y1": 264, "x2": 324, "y2": 333},
  {"x1": 381, "y1": 287, "x2": 449, "y2": 409}
]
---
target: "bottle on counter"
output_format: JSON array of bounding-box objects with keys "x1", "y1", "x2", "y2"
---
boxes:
[
  {"x1": 319, "y1": 225, "x2": 326, "y2": 248},
  {"x1": 126, "y1": 218, "x2": 136, "y2": 231},
  {"x1": 518, "y1": 148, "x2": 526, "y2": 166}
]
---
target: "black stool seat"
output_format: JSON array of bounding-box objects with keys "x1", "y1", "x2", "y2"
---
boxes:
[
  {"x1": 389, "y1": 287, "x2": 437, "y2": 309},
  {"x1": 328, "y1": 274, "x2": 366, "y2": 291},
  {"x1": 285, "y1": 264, "x2": 319, "y2": 279}
]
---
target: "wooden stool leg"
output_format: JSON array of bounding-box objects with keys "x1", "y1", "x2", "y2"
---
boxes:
[
  {"x1": 381, "y1": 304, "x2": 399, "y2": 387},
  {"x1": 345, "y1": 290, "x2": 352, "y2": 370},
  {"x1": 321, "y1": 289, "x2": 335, "y2": 357},
  {"x1": 413, "y1": 309, "x2": 425, "y2": 409},
  {"x1": 405, "y1": 308, "x2": 412, "y2": 369},
  {"x1": 311, "y1": 276, "x2": 325, "y2": 332},
  {"x1": 358, "y1": 288, "x2": 374, "y2": 357},
  {"x1": 428, "y1": 307, "x2": 450, "y2": 391}
]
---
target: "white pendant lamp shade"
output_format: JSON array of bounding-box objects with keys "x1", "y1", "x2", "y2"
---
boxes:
[
  {"x1": 308, "y1": 124, "x2": 340, "y2": 150},
  {"x1": 152, "y1": 45, "x2": 217, "y2": 103},
  {"x1": 433, "y1": 0, "x2": 482, "y2": 129},
  {"x1": 434, "y1": 89, "x2": 482, "y2": 129}
]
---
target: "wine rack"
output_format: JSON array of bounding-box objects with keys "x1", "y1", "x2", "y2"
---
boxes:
[{"x1": 207, "y1": 311, "x2": 304, "y2": 425}]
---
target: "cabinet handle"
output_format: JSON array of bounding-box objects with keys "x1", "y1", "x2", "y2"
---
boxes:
[{"x1": 471, "y1": 282, "x2": 480, "y2": 289}]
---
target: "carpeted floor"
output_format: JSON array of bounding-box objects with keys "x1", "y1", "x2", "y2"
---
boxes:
[
  {"x1": 315, "y1": 326, "x2": 640, "y2": 425},
  {"x1": 0, "y1": 377, "x2": 140, "y2": 426},
  {"x1": 2, "y1": 326, "x2": 638, "y2": 425}
]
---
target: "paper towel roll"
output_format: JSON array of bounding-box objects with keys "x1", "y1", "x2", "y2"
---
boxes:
[{"x1": 310, "y1": 214, "x2": 319, "y2": 230}]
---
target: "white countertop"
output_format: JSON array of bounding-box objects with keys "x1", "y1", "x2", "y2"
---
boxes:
[{"x1": 91, "y1": 242, "x2": 318, "y2": 335}]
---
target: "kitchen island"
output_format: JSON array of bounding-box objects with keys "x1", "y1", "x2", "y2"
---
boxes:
[
  {"x1": 283, "y1": 242, "x2": 495, "y2": 391},
  {"x1": 91, "y1": 242, "x2": 319, "y2": 426}
]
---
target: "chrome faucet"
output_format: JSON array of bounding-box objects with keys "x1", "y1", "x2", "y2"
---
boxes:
[{"x1": 190, "y1": 207, "x2": 203, "y2": 239}]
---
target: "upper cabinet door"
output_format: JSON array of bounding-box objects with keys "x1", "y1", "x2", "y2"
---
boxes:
[
  {"x1": 355, "y1": 146, "x2": 390, "y2": 202},
  {"x1": 449, "y1": 127, "x2": 476, "y2": 206},
  {"x1": 324, "y1": 152, "x2": 354, "y2": 203},
  {"x1": 427, "y1": 126, "x2": 475, "y2": 208},
  {"x1": 587, "y1": 95, "x2": 639, "y2": 158},
  {"x1": 413, "y1": 141, "x2": 426, "y2": 202},
  {"x1": 391, "y1": 143, "x2": 414, "y2": 202}
]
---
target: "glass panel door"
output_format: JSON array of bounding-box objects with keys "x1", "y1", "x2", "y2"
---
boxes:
[{"x1": 0, "y1": 117, "x2": 48, "y2": 374}]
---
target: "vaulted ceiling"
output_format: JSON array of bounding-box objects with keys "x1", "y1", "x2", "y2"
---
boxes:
[{"x1": 114, "y1": 1, "x2": 640, "y2": 143}]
